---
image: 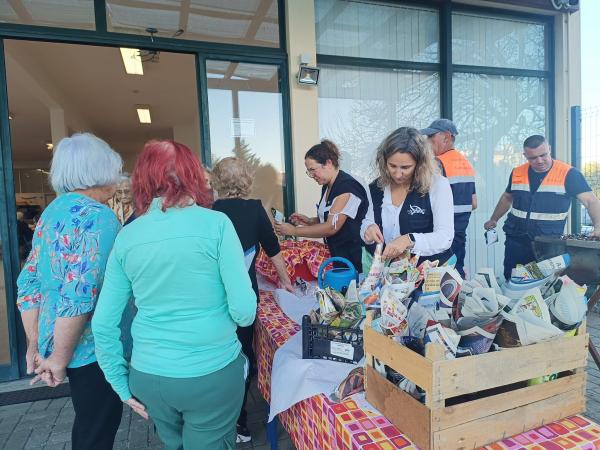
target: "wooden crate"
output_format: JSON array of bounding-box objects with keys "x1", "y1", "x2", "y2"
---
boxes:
[{"x1": 364, "y1": 312, "x2": 588, "y2": 450}]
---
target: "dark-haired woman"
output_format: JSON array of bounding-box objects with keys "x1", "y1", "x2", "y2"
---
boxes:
[
  {"x1": 274, "y1": 140, "x2": 368, "y2": 272},
  {"x1": 361, "y1": 127, "x2": 454, "y2": 264}
]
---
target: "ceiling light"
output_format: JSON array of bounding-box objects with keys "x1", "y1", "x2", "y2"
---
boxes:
[
  {"x1": 120, "y1": 48, "x2": 144, "y2": 75},
  {"x1": 136, "y1": 106, "x2": 151, "y2": 124},
  {"x1": 45, "y1": 142, "x2": 54, "y2": 151}
]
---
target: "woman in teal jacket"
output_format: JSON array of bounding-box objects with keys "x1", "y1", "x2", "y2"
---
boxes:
[{"x1": 92, "y1": 140, "x2": 256, "y2": 450}]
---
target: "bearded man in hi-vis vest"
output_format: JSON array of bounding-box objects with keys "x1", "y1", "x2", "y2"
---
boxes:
[
  {"x1": 485, "y1": 135, "x2": 600, "y2": 281},
  {"x1": 421, "y1": 119, "x2": 477, "y2": 278}
]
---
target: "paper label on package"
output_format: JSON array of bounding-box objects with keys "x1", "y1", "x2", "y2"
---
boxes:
[{"x1": 330, "y1": 341, "x2": 355, "y2": 360}]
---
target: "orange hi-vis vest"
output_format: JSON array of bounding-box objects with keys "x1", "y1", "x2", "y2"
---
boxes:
[
  {"x1": 437, "y1": 149, "x2": 476, "y2": 232},
  {"x1": 504, "y1": 160, "x2": 572, "y2": 237}
]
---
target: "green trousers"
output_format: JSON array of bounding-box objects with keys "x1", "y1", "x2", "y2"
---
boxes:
[{"x1": 129, "y1": 353, "x2": 245, "y2": 450}]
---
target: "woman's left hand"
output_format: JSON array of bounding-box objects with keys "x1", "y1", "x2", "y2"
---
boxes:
[
  {"x1": 125, "y1": 397, "x2": 149, "y2": 420},
  {"x1": 381, "y1": 235, "x2": 413, "y2": 260},
  {"x1": 274, "y1": 222, "x2": 296, "y2": 236}
]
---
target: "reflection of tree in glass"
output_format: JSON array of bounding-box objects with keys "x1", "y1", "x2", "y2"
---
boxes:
[
  {"x1": 233, "y1": 139, "x2": 262, "y2": 173},
  {"x1": 452, "y1": 15, "x2": 545, "y2": 69},
  {"x1": 452, "y1": 73, "x2": 546, "y2": 166},
  {"x1": 321, "y1": 71, "x2": 439, "y2": 182},
  {"x1": 212, "y1": 139, "x2": 284, "y2": 213}
]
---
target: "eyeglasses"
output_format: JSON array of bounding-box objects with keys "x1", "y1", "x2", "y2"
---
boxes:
[{"x1": 305, "y1": 164, "x2": 323, "y2": 178}]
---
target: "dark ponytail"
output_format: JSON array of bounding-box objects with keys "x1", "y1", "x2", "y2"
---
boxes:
[{"x1": 305, "y1": 139, "x2": 341, "y2": 168}]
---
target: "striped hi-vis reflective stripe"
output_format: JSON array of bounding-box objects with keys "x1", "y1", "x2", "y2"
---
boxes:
[
  {"x1": 447, "y1": 175, "x2": 475, "y2": 185},
  {"x1": 509, "y1": 208, "x2": 528, "y2": 219},
  {"x1": 529, "y1": 211, "x2": 569, "y2": 221},
  {"x1": 510, "y1": 183, "x2": 529, "y2": 192},
  {"x1": 454, "y1": 205, "x2": 473, "y2": 213},
  {"x1": 536, "y1": 185, "x2": 566, "y2": 194}
]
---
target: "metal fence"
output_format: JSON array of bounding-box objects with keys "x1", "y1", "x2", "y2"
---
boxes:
[{"x1": 572, "y1": 105, "x2": 600, "y2": 233}]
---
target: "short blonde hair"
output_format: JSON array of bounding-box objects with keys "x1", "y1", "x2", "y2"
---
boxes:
[{"x1": 211, "y1": 157, "x2": 253, "y2": 198}]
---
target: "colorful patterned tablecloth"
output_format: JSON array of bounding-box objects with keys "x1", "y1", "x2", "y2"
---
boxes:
[{"x1": 254, "y1": 290, "x2": 600, "y2": 450}]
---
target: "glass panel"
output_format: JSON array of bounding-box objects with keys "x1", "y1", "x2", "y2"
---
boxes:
[
  {"x1": 318, "y1": 65, "x2": 440, "y2": 182},
  {"x1": 207, "y1": 60, "x2": 286, "y2": 213},
  {"x1": 0, "y1": 246, "x2": 9, "y2": 365},
  {"x1": 107, "y1": 0, "x2": 279, "y2": 48},
  {"x1": 315, "y1": 0, "x2": 439, "y2": 62},
  {"x1": 452, "y1": 12, "x2": 546, "y2": 70},
  {"x1": 0, "y1": 0, "x2": 95, "y2": 30},
  {"x1": 452, "y1": 72, "x2": 547, "y2": 276}
]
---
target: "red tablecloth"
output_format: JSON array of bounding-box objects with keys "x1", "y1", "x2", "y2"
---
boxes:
[{"x1": 255, "y1": 290, "x2": 600, "y2": 450}]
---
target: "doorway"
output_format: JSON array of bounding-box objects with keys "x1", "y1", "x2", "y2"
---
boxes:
[{"x1": 0, "y1": 38, "x2": 290, "y2": 380}]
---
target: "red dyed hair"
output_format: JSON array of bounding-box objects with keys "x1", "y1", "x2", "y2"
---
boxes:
[{"x1": 132, "y1": 140, "x2": 211, "y2": 214}]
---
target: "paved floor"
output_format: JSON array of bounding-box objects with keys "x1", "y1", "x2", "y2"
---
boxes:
[{"x1": 2, "y1": 313, "x2": 600, "y2": 450}]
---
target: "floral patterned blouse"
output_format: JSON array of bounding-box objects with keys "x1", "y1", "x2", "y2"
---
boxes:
[{"x1": 17, "y1": 192, "x2": 121, "y2": 368}]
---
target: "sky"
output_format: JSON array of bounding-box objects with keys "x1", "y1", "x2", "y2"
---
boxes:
[{"x1": 581, "y1": 0, "x2": 600, "y2": 108}]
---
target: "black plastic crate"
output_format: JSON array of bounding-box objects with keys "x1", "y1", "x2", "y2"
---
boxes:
[{"x1": 301, "y1": 315, "x2": 364, "y2": 364}]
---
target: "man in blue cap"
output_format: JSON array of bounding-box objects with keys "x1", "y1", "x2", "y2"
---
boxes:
[{"x1": 421, "y1": 119, "x2": 477, "y2": 278}]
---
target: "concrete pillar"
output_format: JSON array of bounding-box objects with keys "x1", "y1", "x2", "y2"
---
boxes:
[{"x1": 285, "y1": 0, "x2": 321, "y2": 215}]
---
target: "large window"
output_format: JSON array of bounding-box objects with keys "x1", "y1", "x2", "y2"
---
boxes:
[
  {"x1": 316, "y1": 0, "x2": 438, "y2": 62},
  {"x1": 0, "y1": 0, "x2": 95, "y2": 29},
  {"x1": 452, "y1": 12, "x2": 547, "y2": 70},
  {"x1": 451, "y1": 11, "x2": 550, "y2": 275},
  {"x1": 106, "y1": 0, "x2": 280, "y2": 48},
  {"x1": 318, "y1": 65, "x2": 439, "y2": 181},
  {"x1": 206, "y1": 60, "x2": 286, "y2": 213},
  {"x1": 316, "y1": 0, "x2": 551, "y2": 277},
  {"x1": 453, "y1": 73, "x2": 548, "y2": 270},
  {"x1": 316, "y1": 0, "x2": 440, "y2": 181}
]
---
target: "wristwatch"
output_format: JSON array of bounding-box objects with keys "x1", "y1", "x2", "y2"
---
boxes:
[{"x1": 407, "y1": 233, "x2": 415, "y2": 247}]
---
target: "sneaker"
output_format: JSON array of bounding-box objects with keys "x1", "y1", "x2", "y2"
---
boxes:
[{"x1": 236, "y1": 424, "x2": 252, "y2": 443}]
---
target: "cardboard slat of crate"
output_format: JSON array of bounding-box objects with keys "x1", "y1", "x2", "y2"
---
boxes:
[
  {"x1": 365, "y1": 365, "x2": 432, "y2": 450},
  {"x1": 436, "y1": 334, "x2": 588, "y2": 399},
  {"x1": 364, "y1": 325, "x2": 434, "y2": 392},
  {"x1": 432, "y1": 371, "x2": 586, "y2": 431},
  {"x1": 433, "y1": 387, "x2": 586, "y2": 450}
]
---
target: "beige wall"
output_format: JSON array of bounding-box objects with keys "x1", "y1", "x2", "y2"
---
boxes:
[{"x1": 285, "y1": 0, "x2": 321, "y2": 216}]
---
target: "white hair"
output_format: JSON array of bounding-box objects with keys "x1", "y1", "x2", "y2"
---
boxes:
[{"x1": 50, "y1": 133, "x2": 123, "y2": 194}]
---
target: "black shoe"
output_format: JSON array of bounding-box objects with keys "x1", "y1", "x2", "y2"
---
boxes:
[{"x1": 236, "y1": 424, "x2": 251, "y2": 443}]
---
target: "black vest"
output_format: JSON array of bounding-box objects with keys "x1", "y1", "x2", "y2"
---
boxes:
[
  {"x1": 320, "y1": 170, "x2": 368, "y2": 273},
  {"x1": 366, "y1": 179, "x2": 452, "y2": 265}
]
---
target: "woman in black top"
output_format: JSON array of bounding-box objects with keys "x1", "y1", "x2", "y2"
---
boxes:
[
  {"x1": 211, "y1": 157, "x2": 292, "y2": 443},
  {"x1": 274, "y1": 140, "x2": 368, "y2": 273},
  {"x1": 361, "y1": 127, "x2": 454, "y2": 264}
]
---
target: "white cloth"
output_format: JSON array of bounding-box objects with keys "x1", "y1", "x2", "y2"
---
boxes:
[
  {"x1": 267, "y1": 331, "x2": 356, "y2": 422},
  {"x1": 317, "y1": 192, "x2": 362, "y2": 228},
  {"x1": 275, "y1": 288, "x2": 318, "y2": 324},
  {"x1": 360, "y1": 175, "x2": 454, "y2": 256}
]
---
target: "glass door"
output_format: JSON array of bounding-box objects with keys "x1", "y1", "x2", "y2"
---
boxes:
[{"x1": 204, "y1": 59, "x2": 289, "y2": 214}]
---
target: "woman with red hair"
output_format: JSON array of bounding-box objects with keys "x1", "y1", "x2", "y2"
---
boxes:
[{"x1": 92, "y1": 140, "x2": 256, "y2": 450}]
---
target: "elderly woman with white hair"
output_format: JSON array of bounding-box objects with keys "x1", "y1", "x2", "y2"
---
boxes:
[{"x1": 16, "y1": 133, "x2": 124, "y2": 450}]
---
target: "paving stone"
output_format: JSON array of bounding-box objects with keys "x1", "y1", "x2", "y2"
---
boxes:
[{"x1": 3, "y1": 429, "x2": 32, "y2": 450}]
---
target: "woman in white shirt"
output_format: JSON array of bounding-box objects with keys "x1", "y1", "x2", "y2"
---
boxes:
[
  {"x1": 362, "y1": 127, "x2": 454, "y2": 263},
  {"x1": 274, "y1": 140, "x2": 369, "y2": 272}
]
